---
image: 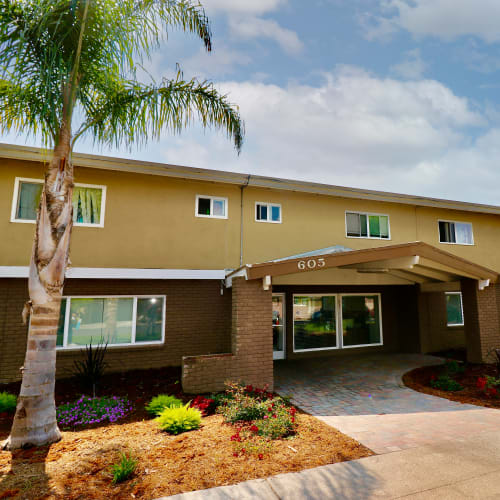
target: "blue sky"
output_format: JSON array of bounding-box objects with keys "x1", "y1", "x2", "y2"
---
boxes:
[{"x1": 5, "y1": 0, "x2": 500, "y2": 204}]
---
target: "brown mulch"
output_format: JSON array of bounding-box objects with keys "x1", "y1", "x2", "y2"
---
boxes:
[
  {"x1": 403, "y1": 362, "x2": 500, "y2": 409},
  {"x1": 0, "y1": 368, "x2": 373, "y2": 499}
]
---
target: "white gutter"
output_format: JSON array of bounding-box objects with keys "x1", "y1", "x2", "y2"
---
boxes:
[{"x1": 0, "y1": 266, "x2": 225, "y2": 280}]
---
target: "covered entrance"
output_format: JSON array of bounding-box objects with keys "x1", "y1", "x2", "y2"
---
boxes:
[{"x1": 182, "y1": 241, "x2": 499, "y2": 394}]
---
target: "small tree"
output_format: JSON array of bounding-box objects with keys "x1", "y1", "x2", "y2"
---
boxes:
[{"x1": 0, "y1": 0, "x2": 243, "y2": 449}]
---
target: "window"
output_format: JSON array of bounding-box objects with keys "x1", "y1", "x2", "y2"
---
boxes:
[
  {"x1": 446, "y1": 292, "x2": 464, "y2": 326},
  {"x1": 346, "y1": 212, "x2": 390, "y2": 239},
  {"x1": 342, "y1": 295, "x2": 381, "y2": 347},
  {"x1": 293, "y1": 293, "x2": 383, "y2": 352},
  {"x1": 293, "y1": 295, "x2": 337, "y2": 352},
  {"x1": 439, "y1": 221, "x2": 473, "y2": 245},
  {"x1": 196, "y1": 195, "x2": 227, "y2": 219},
  {"x1": 56, "y1": 296, "x2": 165, "y2": 349},
  {"x1": 11, "y1": 178, "x2": 106, "y2": 227},
  {"x1": 256, "y1": 202, "x2": 281, "y2": 223}
]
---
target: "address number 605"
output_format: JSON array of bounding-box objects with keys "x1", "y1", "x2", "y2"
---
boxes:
[{"x1": 297, "y1": 257, "x2": 326, "y2": 270}]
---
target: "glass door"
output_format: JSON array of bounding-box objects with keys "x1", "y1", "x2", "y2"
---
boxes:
[{"x1": 272, "y1": 294, "x2": 286, "y2": 360}]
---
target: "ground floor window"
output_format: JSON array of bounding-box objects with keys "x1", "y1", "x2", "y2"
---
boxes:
[
  {"x1": 446, "y1": 292, "x2": 464, "y2": 326},
  {"x1": 293, "y1": 293, "x2": 383, "y2": 352},
  {"x1": 56, "y1": 296, "x2": 166, "y2": 349}
]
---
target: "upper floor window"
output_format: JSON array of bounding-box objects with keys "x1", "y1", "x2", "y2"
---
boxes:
[
  {"x1": 256, "y1": 202, "x2": 281, "y2": 223},
  {"x1": 446, "y1": 292, "x2": 464, "y2": 327},
  {"x1": 11, "y1": 177, "x2": 106, "y2": 227},
  {"x1": 196, "y1": 195, "x2": 228, "y2": 219},
  {"x1": 346, "y1": 212, "x2": 390, "y2": 239},
  {"x1": 438, "y1": 220, "x2": 473, "y2": 245}
]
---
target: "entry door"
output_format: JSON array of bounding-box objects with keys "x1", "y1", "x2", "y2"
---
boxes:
[{"x1": 272, "y1": 294, "x2": 286, "y2": 360}]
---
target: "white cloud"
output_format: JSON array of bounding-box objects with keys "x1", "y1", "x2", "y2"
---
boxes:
[
  {"x1": 152, "y1": 66, "x2": 500, "y2": 204},
  {"x1": 200, "y1": 0, "x2": 287, "y2": 15},
  {"x1": 390, "y1": 49, "x2": 427, "y2": 80},
  {"x1": 367, "y1": 0, "x2": 500, "y2": 43},
  {"x1": 228, "y1": 16, "x2": 303, "y2": 54}
]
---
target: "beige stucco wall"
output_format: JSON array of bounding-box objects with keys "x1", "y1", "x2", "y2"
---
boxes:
[{"x1": 2, "y1": 157, "x2": 500, "y2": 272}]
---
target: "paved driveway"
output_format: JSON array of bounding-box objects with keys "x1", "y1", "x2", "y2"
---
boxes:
[{"x1": 275, "y1": 353, "x2": 500, "y2": 454}]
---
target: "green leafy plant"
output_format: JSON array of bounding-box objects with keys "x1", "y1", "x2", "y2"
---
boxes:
[
  {"x1": 71, "y1": 341, "x2": 108, "y2": 397},
  {"x1": 110, "y1": 452, "x2": 137, "y2": 484},
  {"x1": 443, "y1": 359, "x2": 465, "y2": 376},
  {"x1": 156, "y1": 403, "x2": 202, "y2": 434},
  {"x1": 430, "y1": 374, "x2": 463, "y2": 392},
  {"x1": 0, "y1": 392, "x2": 17, "y2": 414},
  {"x1": 145, "y1": 394, "x2": 183, "y2": 416},
  {"x1": 254, "y1": 404, "x2": 297, "y2": 439}
]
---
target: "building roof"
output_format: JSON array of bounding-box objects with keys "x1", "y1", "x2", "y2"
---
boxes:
[{"x1": 1, "y1": 142, "x2": 499, "y2": 215}]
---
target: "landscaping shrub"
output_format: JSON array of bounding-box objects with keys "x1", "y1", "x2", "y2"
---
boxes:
[
  {"x1": 71, "y1": 341, "x2": 108, "y2": 396},
  {"x1": 190, "y1": 395, "x2": 216, "y2": 416},
  {"x1": 156, "y1": 403, "x2": 202, "y2": 434},
  {"x1": 57, "y1": 395, "x2": 133, "y2": 429},
  {"x1": 477, "y1": 376, "x2": 500, "y2": 397},
  {"x1": 110, "y1": 452, "x2": 137, "y2": 484},
  {"x1": 443, "y1": 359, "x2": 464, "y2": 376},
  {"x1": 429, "y1": 374, "x2": 463, "y2": 392},
  {"x1": 254, "y1": 403, "x2": 297, "y2": 439},
  {"x1": 0, "y1": 392, "x2": 17, "y2": 414},
  {"x1": 145, "y1": 394, "x2": 183, "y2": 416}
]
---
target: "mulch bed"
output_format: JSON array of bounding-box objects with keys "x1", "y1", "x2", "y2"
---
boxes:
[
  {"x1": 0, "y1": 368, "x2": 373, "y2": 499},
  {"x1": 403, "y1": 362, "x2": 500, "y2": 409}
]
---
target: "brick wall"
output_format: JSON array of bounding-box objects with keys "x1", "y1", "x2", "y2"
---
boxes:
[
  {"x1": 461, "y1": 279, "x2": 500, "y2": 363},
  {"x1": 0, "y1": 278, "x2": 232, "y2": 383},
  {"x1": 182, "y1": 277, "x2": 273, "y2": 393}
]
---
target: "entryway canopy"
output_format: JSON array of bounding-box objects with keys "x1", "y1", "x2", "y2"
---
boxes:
[{"x1": 226, "y1": 242, "x2": 498, "y2": 291}]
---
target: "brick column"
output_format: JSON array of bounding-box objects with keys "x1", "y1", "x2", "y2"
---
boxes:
[
  {"x1": 182, "y1": 277, "x2": 273, "y2": 393},
  {"x1": 461, "y1": 279, "x2": 500, "y2": 363}
]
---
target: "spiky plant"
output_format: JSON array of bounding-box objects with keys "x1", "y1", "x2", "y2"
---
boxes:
[{"x1": 0, "y1": 0, "x2": 243, "y2": 449}]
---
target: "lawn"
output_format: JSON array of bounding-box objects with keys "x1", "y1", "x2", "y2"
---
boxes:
[{"x1": 0, "y1": 368, "x2": 372, "y2": 499}]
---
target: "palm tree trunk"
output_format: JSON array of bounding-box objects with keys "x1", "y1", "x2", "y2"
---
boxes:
[{"x1": 3, "y1": 130, "x2": 74, "y2": 450}]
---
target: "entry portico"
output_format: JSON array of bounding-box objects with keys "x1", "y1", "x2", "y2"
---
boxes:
[{"x1": 181, "y1": 241, "x2": 499, "y2": 393}]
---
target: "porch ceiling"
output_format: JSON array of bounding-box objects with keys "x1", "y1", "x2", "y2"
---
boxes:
[{"x1": 232, "y1": 242, "x2": 498, "y2": 287}]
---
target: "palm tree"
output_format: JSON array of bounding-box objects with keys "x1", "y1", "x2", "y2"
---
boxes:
[{"x1": 0, "y1": 0, "x2": 243, "y2": 449}]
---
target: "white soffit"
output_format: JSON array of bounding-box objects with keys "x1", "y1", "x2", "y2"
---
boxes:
[{"x1": 0, "y1": 266, "x2": 225, "y2": 280}]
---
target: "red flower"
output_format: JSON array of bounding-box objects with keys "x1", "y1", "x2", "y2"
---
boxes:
[
  {"x1": 487, "y1": 387, "x2": 498, "y2": 397},
  {"x1": 241, "y1": 448, "x2": 246, "y2": 454},
  {"x1": 267, "y1": 407, "x2": 273, "y2": 412},
  {"x1": 233, "y1": 452, "x2": 239, "y2": 457},
  {"x1": 272, "y1": 414, "x2": 277, "y2": 419},
  {"x1": 291, "y1": 417, "x2": 295, "y2": 423},
  {"x1": 230, "y1": 433, "x2": 242, "y2": 442},
  {"x1": 263, "y1": 415, "x2": 268, "y2": 420},
  {"x1": 258, "y1": 453, "x2": 264, "y2": 460},
  {"x1": 250, "y1": 424, "x2": 259, "y2": 433},
  {"x1": 430, "y1": 375, "x2": 437, "y2": 382},
  {"x1": 477, "y1": 377, "x2": 488, "y2": 390},
  {"x1": 245, "y1": 385, "x2": 254, "y2": 393},
  {"x1": 290, "y1": 407, "x2": 297, "y2": 415}
]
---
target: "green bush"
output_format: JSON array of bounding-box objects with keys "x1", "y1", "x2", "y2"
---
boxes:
[
  {"x1": 0, "y1": 392, "x2": 17, "y2": 413},
  {"x1": 443, "y1": 359, "x2": 465, "y2": 376},
  {"x1": 430, "y1": 375, "x2": 463, "y2": 392},
  {"x1": 157, "y1": 403, "x2": 202, "y2": 434},
  {"x1": 254, "y1": 400, "x2": 297, "y2": 439},
  {"x1": 145, "y1": 394, "x2": 183, "y2": 416},
  {"x1": 110, "y1": 452, "x2": 137, "y2": 484}
]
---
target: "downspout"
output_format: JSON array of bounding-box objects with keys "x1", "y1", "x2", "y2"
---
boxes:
[{"x1": 240, "y1": 175, "x2": 251, "y2": 267}]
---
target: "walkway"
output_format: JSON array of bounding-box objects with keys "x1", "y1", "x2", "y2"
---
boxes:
[
  {"x1": 164, "y1": 429, "x2": 500, "y2": 499},
  {"x1": 274, "y1": 353, "x2": 500, "y2": 454}
]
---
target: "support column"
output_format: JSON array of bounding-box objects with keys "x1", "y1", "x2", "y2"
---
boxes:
[
  {"x1": 461, "y1": 278, "x2": 500, "y2": 363},
  {"x1": 182, "y1": 277, "x2": 273, "y2": 393}
]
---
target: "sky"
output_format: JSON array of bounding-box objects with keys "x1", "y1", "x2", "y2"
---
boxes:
[{"x1": 5, "y1": 0, "x2": 500, "y2": 204}]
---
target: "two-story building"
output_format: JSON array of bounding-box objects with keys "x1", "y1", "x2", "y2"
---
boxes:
[{"x1": 0, "y1": 143, "x2": 499, "y2": 392}]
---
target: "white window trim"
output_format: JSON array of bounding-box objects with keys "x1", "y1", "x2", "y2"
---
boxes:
[
  {"x1": 438, "y1": 219, "x2": 474, "y2": 246},
  {"x1": 338, "y1": 293, "x2": 384, "y2": 349},
  {"x1": 56, "y1": 295, "x2": 166, "y2": 350},
  {"x1": 292, "y1": 292, "x2": 384, "y2": 353},
  {"x1": 345, "y1": 210, "x2": 391, "y2": 240},
  {"x1": 272, "y1": 293, "x2": 286, "y2": 360},
  {"x1": 255, "y1": 202, "x2": 282, "y2": 224},
  {"x1": 195, "y1": 194, "x2": 228, "y2": 219},
  {"x1": 445, "y1": 291, "x2": 464, "y2": 327},
  {"x1": 10, "y1": 177, "x2": 107, "y2": 228},
  {"x1": 293, "y1": 293, "x2": 339, "y2": 353}
]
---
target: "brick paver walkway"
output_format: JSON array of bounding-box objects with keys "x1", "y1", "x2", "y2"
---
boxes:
[{"x1": 275, "y1": 353, "x2": 500, "y2": 454}]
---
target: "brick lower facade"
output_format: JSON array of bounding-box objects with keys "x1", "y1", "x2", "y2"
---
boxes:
[
  {"x1": 182, "y1": 277, "x2": 273, "y2": 393},
  {"x1": 0, "y1": 278, "x2": 231, "y2": 383}
]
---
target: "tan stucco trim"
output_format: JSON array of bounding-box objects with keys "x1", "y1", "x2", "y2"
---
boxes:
[
  {"x1": 244, "y1": 241, "x2": 499, "y2": 283},
  {"x1": 2, "y1": 142, "x2": 500, "y2": 215}
]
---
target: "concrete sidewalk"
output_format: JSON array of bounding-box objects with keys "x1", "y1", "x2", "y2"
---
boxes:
[{"x1": 163, "y1": 429, "x2": 500, "y2": 499}]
